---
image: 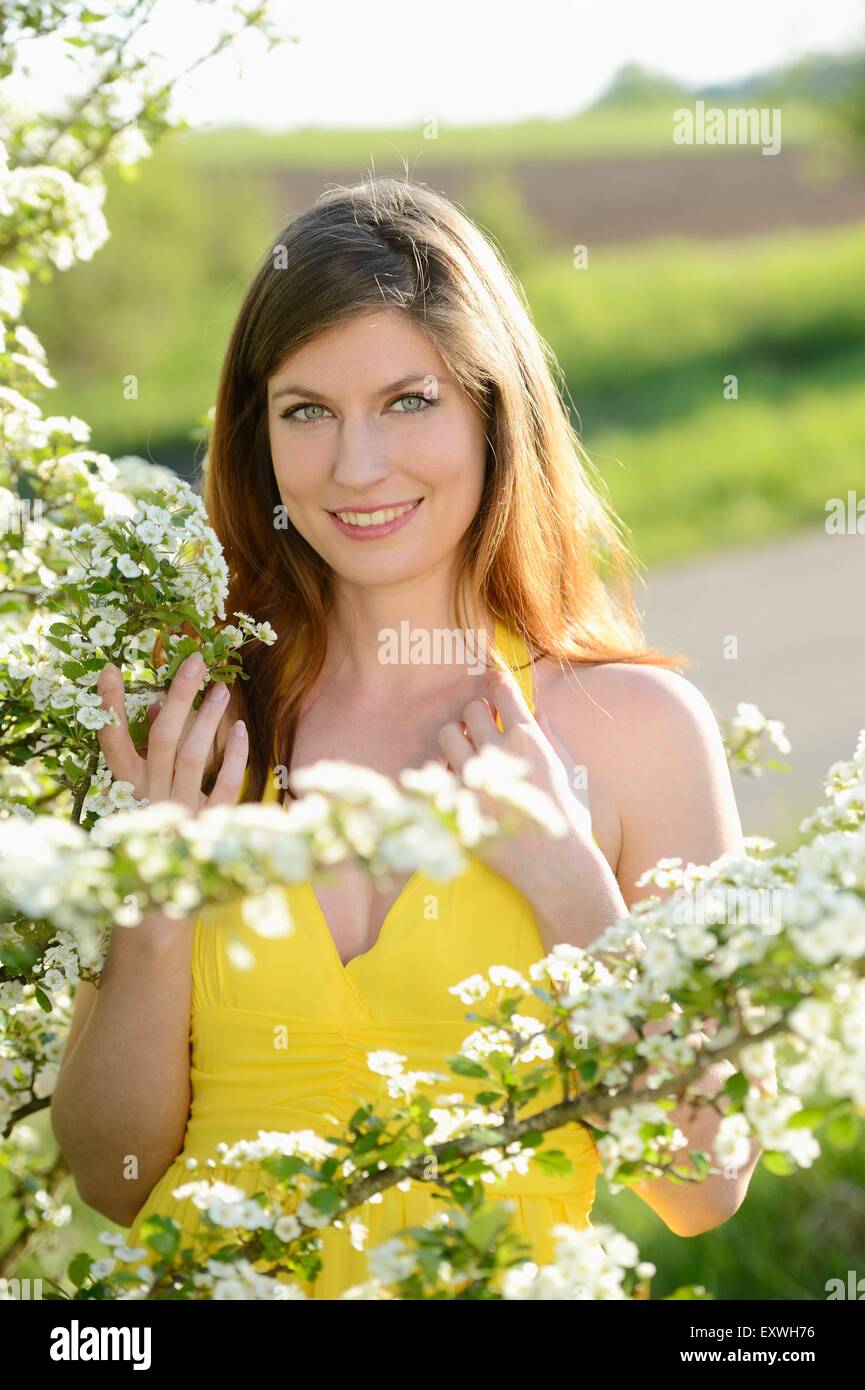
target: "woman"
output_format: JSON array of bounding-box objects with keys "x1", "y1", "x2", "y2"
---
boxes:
[{"x1": 51, "y1": 176, "x2": 760, "y2": 1299}]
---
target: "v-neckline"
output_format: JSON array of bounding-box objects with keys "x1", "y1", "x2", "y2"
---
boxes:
[
  {"x1": 261, "y1": 613, "x2": 534, "y2": 980},
  {"x1": 302, "y1": 873, "x2": 419, "y2": 975}
]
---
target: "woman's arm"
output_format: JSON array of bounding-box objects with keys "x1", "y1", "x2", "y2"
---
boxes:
[
  {"x1": 441, "y1": 658, "x2": 768, "y2": 1236},
  {"x1": 51, "y1": 650, "x2": 249, "y2": 1228},
  {"x1": 50, "y1": 911, "x2": 197, "y2": 1228},
  {"x1": 599, "y1": 664, "x2": 765, "y2": 1236}
]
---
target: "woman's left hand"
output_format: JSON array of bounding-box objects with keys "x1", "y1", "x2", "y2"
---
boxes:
[{"x1": 436, "y1": 663, "x2": 596, "y2": 895}]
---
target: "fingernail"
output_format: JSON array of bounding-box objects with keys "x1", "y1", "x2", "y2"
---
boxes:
[
  {"x1": 183, "y1": 653, "x2": 204, "y2": 676},
  {"x1": 208, "y1": 682, "x2": 229, "y2": 703},
  {"x1": 231, "y1": 719, "x2": 246, "y2": 737}
]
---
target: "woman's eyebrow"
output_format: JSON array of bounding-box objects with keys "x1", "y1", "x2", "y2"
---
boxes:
[{"x1": 270, "y1": 371, "x2": 445, "y2": 403}]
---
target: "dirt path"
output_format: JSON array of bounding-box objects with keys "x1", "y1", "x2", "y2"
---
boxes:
[{"x1": 639, "y1": 525, "x2": 865, "y2": 846}]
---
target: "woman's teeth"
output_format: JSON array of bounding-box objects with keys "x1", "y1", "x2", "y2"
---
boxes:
[{"x1": 334, "y1": 501, "x2": 418, "y2": 526}]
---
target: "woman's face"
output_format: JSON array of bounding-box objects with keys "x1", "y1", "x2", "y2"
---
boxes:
[{"x1": 266, "y1": 309, "x2": 488, "y2": 587}]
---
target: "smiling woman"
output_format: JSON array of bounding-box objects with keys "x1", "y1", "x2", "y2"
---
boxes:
[
  {"x1": 73, "y1": 175, "x2": 757, "y2": 1297},
  {"x1": 264, "y1": 310, "x2": 487, "y2": 591}
]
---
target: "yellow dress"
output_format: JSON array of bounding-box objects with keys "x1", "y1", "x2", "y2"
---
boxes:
[{"x1": 126, "y1": 619, "x2": 603, "y2": 1298}]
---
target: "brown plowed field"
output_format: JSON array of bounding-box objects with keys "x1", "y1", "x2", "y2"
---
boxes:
[{"x1": 266, "y1": 147, "x2": 865, "y2": 246}]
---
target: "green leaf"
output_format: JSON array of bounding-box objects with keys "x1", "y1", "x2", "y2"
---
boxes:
[
  {"x1": 532, "y1": 1149, "x2": 574, "y2": 1177},
  {"x1": 517, "y1": 1129, "x2": 545, "y2": 1149},
  {"x1": 449, "y1": 1056, "x2": 489, "y2": 1079},
  {"x1": 723, "y1": 1071, "x2": 748, "y2": 1102},
  {"x1": 761, "y1": 1149, "x2": 796, "y2": 1177},
  {"x1": 262, "y1": 1154, "x2": 313, "y2": 1182},
  {"x1": 787, "y1": 1106, "x2": 829, "y2": 1129},
  {"x1": 168, "y1": 637, "x2": 199, "y2": 669},
  {"x1": 464, "y1": 1203, "x2": 511, "y2": 1252},
  {"x1": 34, "y1": 986, "x2": 52, "y2": 1013},
  {"x1": 467, "y1": 1126, "x2": 510, "y2": 1146},
  {"x1": 61, "y1": 661, "x2": 86, "y2": 679},
  {"x1": 307, "y1": 1186, "x2": 344, "y2": 1215},
  {"x1": 353, "y1": 1132, "x2": 383, "y2": 1156},
  {"x1": 67, "y1": 1252, "x2": 93, "y2": 1288},
  {"x1": 376, "y1": 1140, "x2": 409, "y2": 1165},
  {"x1": 141, "y1": 1214, "x2": 181, "y2": 1256}
]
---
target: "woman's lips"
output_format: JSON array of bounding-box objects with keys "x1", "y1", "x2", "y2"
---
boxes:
[{"x1": 326, "y1": 497, "x2": 424, "y2": 540}]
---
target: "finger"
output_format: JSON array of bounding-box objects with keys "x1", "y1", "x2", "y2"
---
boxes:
[
  {"x1": 138, "y1": 696, "x2": 195, "y2": 757},
  {"x1": 536, "y1": 710, "x2": 578, "y2": 772},
  {"x1": 437, "y1": 721, "x2": 475, "y2": 773},
  {"x1": 484, "y1": 665, "x2": 533, "y2": 732},
  {"x1": 96, "y1": 663, "x2": 145, "y2": 789},
  {"x1": 461, "y1": 697, "x2": 499, "y2": 750},
  {"x1": 206, "y1": 718, "x2": 249, "y2": 807},
  {"x1": 146, "y1": 653, "x2": 206, "y2": 802},
  {"x1": 537, "y1": 711, "x2": 593, "y2": 827},
  {"x1": 171, "y1": 680, "x2": 231, "y2": 804}
]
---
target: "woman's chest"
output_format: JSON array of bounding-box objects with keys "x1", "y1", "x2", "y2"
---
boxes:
[
  {"x1": 290, "y1": 693, "x2": 471, "y2": 965},
  {"x1": 286, "y1": 665, "x2": 623, "y2": 965}
]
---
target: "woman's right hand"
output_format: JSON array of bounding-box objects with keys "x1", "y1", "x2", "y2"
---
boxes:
[{"x1": 96, "y1": 652, "x2": 249, "y2": 814}]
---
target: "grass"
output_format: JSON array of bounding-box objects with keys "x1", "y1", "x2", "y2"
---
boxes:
[
  {"x1": 521, "y1": 222, "x2": 865, "y2": 411},
  {"x1": 519, "y1": 222, "x2": 865, "y2": 562},
  {"x1": 587, "y1": 348, "x2": 865, "y2": 564},
  {"x1": 177, "y1": 98, "x2": 831, "y2": 170}
]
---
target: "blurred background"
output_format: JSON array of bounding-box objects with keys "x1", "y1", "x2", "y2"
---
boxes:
[{"x1": 16, "y1": 0, "x2": 865, "y2": 1297}]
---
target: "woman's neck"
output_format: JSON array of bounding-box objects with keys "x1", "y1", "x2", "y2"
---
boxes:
[{"x1": 321, "y1": 586, "x2": 497, "y2": 701}]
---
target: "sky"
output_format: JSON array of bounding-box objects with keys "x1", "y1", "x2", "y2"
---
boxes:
[{"x1": 12, "y1": 0, "x2": 865, "y2": 132}]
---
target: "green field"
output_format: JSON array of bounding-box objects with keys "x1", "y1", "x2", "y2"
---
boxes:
[
  {"x1": 521, "y1": 224, "x2": 865, "y2": 561},
  {"x1": 176, "y1": 98, "x2": 829, "y2": 169}
]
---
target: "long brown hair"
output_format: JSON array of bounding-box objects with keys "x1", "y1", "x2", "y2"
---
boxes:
[{"x1": 202, "y1": 174, "x2": 688, "y2": 804}]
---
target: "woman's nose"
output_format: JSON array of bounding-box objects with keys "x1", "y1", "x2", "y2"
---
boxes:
[{"x1": 330, "y1": 417, "x2": 392, "y2": 487}]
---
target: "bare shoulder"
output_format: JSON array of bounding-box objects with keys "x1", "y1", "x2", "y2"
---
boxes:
[
  {"x1": 532, "y1": 656, "x2": 741, "y2": 898},
  {"x1": 534, "y1": 657, "x2": 723, "y2": 753}
]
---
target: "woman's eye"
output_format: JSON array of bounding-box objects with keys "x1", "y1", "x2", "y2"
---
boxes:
[
  {"x1": 391, "y1": 393, "x2": 428, "y2": 413},
  {"x1": 280, "y1": 393, "x2": 432, "y2": 422},
  {"x1": 282, "y1": 403, "x2": 328, "y2": 422}
]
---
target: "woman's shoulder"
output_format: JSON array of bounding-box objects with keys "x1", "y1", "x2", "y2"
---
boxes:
[
  {"x1": 533, "y1": 656, "x2": 740, "y2": 898},
  {"x1": 533, "y1": 655, "x2": 727, "y2": 808},
  {"x1": 534, "y1": 655, "x2": 719, "y2": 738}
]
